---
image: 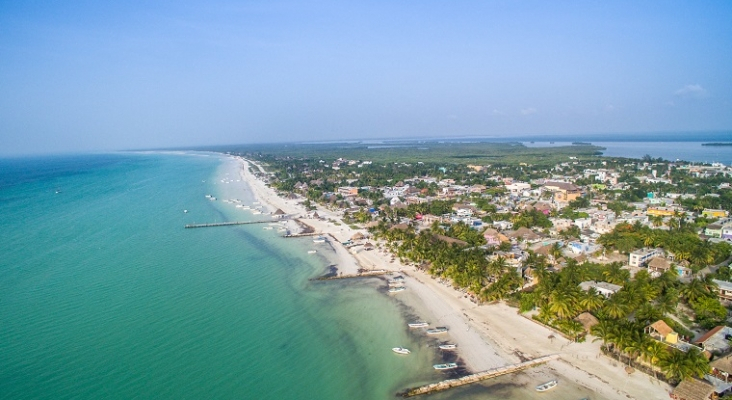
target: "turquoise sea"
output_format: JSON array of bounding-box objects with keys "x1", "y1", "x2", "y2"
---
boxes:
[
  {"x1": 0, "y1": 152, "x2": 450, "y2": 399},
  {"x1": 0, "y1": 152, "x2": 604, "y2": 400}
]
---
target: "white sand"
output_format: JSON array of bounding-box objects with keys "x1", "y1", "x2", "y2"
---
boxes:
[{"x1": 235, "y1": 156, "x2": 670, "y2": 400}]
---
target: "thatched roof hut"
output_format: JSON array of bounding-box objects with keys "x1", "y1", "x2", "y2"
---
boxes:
[
  {"x1": 670, "y1": 379, "x2": 714, "y2": 400},
  {"x1": 432, "y1": 234, "x2": 468, "y2": 247},
  {"x1": 574, "y1": 312, "x2": 599, "y2": 332},
  {"x1": 351, "y1": 232, "x2": 365, "y2": 241}
]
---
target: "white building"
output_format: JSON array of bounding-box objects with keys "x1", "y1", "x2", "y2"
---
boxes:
[{"x1": 629, "y1": 248, "x2": 665, "y2": 267}]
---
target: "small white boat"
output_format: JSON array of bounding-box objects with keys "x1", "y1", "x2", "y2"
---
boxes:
[
  {"x1": 426, "y1": 327, "x2": 448, "y2": 334},
  {"x1": 263, "y1": 226, "x2": 273, "y2": 230},
  {"x1": 388, "y1": 286, "x2": 406, "y2": 293},
  {"x1": 438, "y1": 344, "x2": 457, "y2": 350},
  {"x1": 433, "y1": 363, "x2": 458, "y2": 370},
  {"x1": 313, "y1": 236, "x2": 327, "y2": 243},
  {"x1": 392, "y1": 347, "x2": 411, "y2": 355},
  {"x1": 536, "y1": 380, "x2": 558, "y2": 392},
  {"x1": 408, "y1": 322, "x2": 429, "y2": 328},
  {"x1": 183, "y1": 210, "x2": 188, "y2": 213},
  {"x1": 252, "y1": 210, "x2": 262, "y2": 215},
  {"x1": 307, "y1": 250, "x2": 317, "y2": 254}
]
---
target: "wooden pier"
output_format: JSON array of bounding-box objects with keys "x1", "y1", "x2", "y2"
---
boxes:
[
  {"x1": 184, "y1": 220, "x2": 282, "y2": 229},
  {"x1": 400, "y1": 354, "x2": 559, "y2": 397},
  {"x1": 314, "y1": 270, "x2": 390, "y2": 281},
  {"x1": 283, "y1": 232, "x2": 320, "y2": 238}
]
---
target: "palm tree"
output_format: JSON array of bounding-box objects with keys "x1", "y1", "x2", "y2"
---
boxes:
[
  {"x1": 603, "y1": 297, "x2": 628, "y2": 319},
  {"x1": 549, "y1": 290, "x2": 577, "y2": 319},
  {"x1": 659, "y1": 349, "x2": 693, "y2": 382},
  {"x1": 680, "y1": 278, "x2": 710, "y2": 304},
  {"x1": 579, "y1": 288, "x2": 605, "y2": 312},
  {"x1": 643, "y1": 340, "x2": 667, "y2": 379},
  {"x1": 591, "y1": 320, "x2": 616, "y2": 347}
]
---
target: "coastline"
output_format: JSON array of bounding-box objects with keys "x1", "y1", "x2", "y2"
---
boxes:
[{"x1": 233, "y1": 155, "x2": 670, "y2": 399}]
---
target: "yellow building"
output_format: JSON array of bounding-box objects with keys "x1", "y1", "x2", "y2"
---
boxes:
[
  {"x1": 702, "y1": 208, "x2": 729, "y2": 218},
  {"x1": 647, "y1": 207, "x2": 676, "y2": 217}
]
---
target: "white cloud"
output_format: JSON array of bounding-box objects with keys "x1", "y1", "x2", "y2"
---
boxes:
[
  {"x1": 604, "y1": 104, "x2": 616, "y2": 112},
  {"x1": 492, "y1": 109, "x2": 504, "y2": 115},
  {"x1": 520, "y1": 107, "x2": 536, "y2": 116},
  {"x1": 675, "y1": 84, "x2": 708, "y2": 99}
]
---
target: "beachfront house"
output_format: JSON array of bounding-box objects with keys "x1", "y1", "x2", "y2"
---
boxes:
[
  {"x1": 707, "y1": 354, "x2": 732, "y2": 396},
  {"x1": 645, "y1": 320, "x2": 679, "y2": 344},
  {"x1": 693, "y1": 326, "x2": 732, "y2": 354},
  {"x1": 579, "y1": 281, "x2": 622, "y2": 298},
  {"x1": 670, "y1": 379, "x2": 715, "y2": 400}
]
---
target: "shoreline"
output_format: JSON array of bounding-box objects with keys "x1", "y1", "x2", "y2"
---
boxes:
[{"x1": 232, "y1": 155, "x2": 670, "y2": 399}]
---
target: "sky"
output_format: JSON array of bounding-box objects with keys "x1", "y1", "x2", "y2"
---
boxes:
[{"x1": 1, "y1": 1, "x2": 731, "y2": 155}]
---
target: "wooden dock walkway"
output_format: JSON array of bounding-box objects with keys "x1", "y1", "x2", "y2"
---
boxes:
[
  {"x1": 314, "y1": 270, "x2": 390, "y2": 281},
  {"x1": 400, "y1": 354, "x2": 559, "y2": 397},
  {"x1": 184, "y1": 219, "x2": 283, "y2": 229}
]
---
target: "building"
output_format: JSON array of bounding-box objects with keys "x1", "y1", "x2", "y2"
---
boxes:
[
  {"x1": 543, "y1": 181, "x2": 581, "y2": 202},
  {"x1": 579, "y1": 281, "x2": 622, "y2": 298},
  {"x1": 629, "y1": 248, "x2": 665, "y2": 267},
  {"x1": 694, "y1": 326, "x2": 732, "y2": 353},
  {"x1": 645, "y1": 320, "x2": 679, "y2": 344},
  {"x1": 337, "y1": 186, "x2": 359, "y2": 196},
  {"x1": 703, "y1": 209, "x2": 729, "y2": 218},
  {"x1": 713, "y1": 279, "x2": 732, "y2": 302},
  {"x1": 705, "y1": 224, "x2": 723, "y2": 238},
  {"x1": 670, "y1": 379, "x2": 715, "y2": 400},
  {"x1": 505, "y1": 182, "x2": 531, "y2": 196},
  {"x1": 722, "y1": 225, "x2": 732, "y2": 240},
  {"x1": 647, "y1": 206, "x2": 678, "y2": 217}
]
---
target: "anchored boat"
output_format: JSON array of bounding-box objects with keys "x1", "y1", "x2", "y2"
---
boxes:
[
  {"x1": 433, "y1": 362, "x2": 458, "y2": 370},
  {"x1": 426, "y1": 326, "x2": 448, "y2": 334},
  {"x1": 535, "y1": 380, "x2": 558, "y2": 392},
  {"x1": 438, "y1": 343, "x2": 457, "y2": 350},
  {"x1": 392, "y1": 347, "x2": 411, "y2": 355},
  {"x1": 408, "y1": 322, "x2": 429, "y2": 328}
]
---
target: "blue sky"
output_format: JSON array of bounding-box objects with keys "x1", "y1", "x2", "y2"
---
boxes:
[{"x1": 1, "y1": 1, "x2": 731, "y2": 155}]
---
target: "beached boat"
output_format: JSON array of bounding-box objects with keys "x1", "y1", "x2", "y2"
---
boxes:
[
  {"x1": 388, "y1": 286, "x2": 406, "y2": 293},
  {"x1": 535, "y1": 380, "x2": 558, "y2": 392},
  {"x1": 392, "y1": 347, "x2": 410, "y2": 355},
  {"x1": 426, "y1": 327, "x2": 448, "y2": 334},
  {"x1": 408, "y1": 322, "x2": 429, "y2": 328},
  {"x1": 433, "y1": 363, "x2": 458, "y2": 370},
  {"x1": 438, "y1": 344, "x2": 457, "y2": 350}
]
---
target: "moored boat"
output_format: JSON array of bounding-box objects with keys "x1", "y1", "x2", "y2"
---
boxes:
[
  {"x1": 535, "y1": 380, "x2": 558, "y2": 392},
  {"x1": 438, "y1": 343, "x2": 457, "y2": 350},
  {"x1": 392, "y1": 347, "x2": 411, "y2": 355},
  {"x1": 408, "y1": 322, "x2": 429, "y2": 328},
  {"x1": 433, "y1": 362, "x2": 458, "y2": 370},
  {"x1": 388, "y1": 286, "x2": 406, "y2": 293},
  {"x1": 426, "y1": 326, "x2": 448, "y2": 334},
  {"x1": 313, "y1": 236, "x2": 327, "y2": 243}
]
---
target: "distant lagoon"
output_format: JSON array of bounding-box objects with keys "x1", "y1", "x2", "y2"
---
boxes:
[{"x1": 523, "y1": 141, "x2": 732, "y2": 165}]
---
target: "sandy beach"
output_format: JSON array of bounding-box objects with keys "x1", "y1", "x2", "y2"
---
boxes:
[{"x1": 234, "y1": 156, "x2": 669, "y2": 400}]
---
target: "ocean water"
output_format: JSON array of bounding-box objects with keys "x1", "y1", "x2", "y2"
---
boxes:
[
  {"x1": 0, "y1": 152, "x2": 440, "y2": 399},
  {"x1": 0, "y1": 152, "x2": 608, "y2": 400}
]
